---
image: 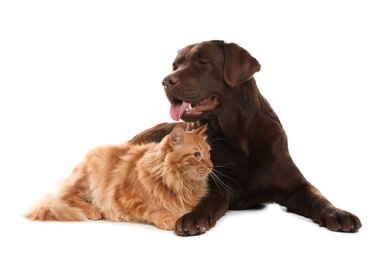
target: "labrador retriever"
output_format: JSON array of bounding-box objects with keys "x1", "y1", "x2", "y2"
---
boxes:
[{"x1": 130, "y1": 40, "x2": 362, "y2": 236}]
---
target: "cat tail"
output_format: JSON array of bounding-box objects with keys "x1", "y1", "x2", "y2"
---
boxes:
[{"x1": 24, "y1": 193, "x2": 87, "y2": 221}]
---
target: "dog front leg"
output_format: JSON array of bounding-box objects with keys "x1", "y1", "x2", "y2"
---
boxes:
[
  {"x1": 175, "y1": 185, "x2": 230, "y2": 236},
  {"x1": 281, "y1": 181, "x2": 362, "y2": 232}
]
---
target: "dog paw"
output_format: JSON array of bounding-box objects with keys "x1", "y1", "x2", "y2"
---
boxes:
[
  {"x1": 315, "y1": 207, "x2": 362, "y2": 232},
  {"x1": 175, "y1": 210, "x2": 213, "y2": 236}
]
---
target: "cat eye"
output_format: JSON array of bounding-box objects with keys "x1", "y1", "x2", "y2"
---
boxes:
[{"x1": 193, "y1": 152, "x2": 201, "y2": 159}]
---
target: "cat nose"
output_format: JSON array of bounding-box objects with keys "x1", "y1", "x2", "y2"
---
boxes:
[{"x1": 208, "y1": 162, "x2": 213, "y2": 170}]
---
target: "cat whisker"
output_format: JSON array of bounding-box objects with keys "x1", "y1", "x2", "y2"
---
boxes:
[
  {"x1": 212, "y1": 168, "x2": 238, "y2": 186},
  {"x1": 204, "y1": 124, "x2": 232, "y2": 146},
  {"x1": 205, "y1": 123, "x2": 220, "y2": 140},
  {"x1": 214, "y1": 165, "x2": 239, "y2": 184},
  {"x1": 207, "y1": 137, "x2": 232, "y2": 146},
  {"x1": 209, "y1": 170, "x2": 235, "y2": 196},
  {"x1": 213, "y1": 162, "x2": 234, "y2": 169},
  {"x1": 213, "y1": 162, "x2": 239, "y2": 181}
]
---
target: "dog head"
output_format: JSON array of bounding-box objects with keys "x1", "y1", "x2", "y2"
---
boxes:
[{"x1": 163, "y1": 40, "x2": 261, "y2": 122}]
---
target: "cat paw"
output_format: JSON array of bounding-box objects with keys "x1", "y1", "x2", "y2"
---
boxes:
[
  {"x1": 314, "y1": 207, "x2": 362, "y2": 232},
  {"x1": 85, "y1": 208, "x2": 102, "y2": 220},
  {"x1": 158, "y1": 218, "x2": 177, "y2": 230},
  {"x1": 175, "y1": 210, "x2": 214, "y2": 236}
]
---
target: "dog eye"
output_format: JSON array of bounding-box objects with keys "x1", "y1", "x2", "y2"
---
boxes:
[
  {"x1": 198, "y1": 59, "x2": 210, "y2": 65},
  {"x1": 172, "y1": 63, "x2": 178, "y2": 71}
]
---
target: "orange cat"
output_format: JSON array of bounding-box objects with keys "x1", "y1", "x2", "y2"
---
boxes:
[{"x1": 24, "y1": 124, "x2": 212, "y2": 230}]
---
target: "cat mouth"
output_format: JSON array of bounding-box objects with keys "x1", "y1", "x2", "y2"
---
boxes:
[
  {"x1": 198, "y1": 170, "x2": 212, "y2": 180},
  {"x1": 169, "y1": 97, "x2": 220, "y2": 122}
]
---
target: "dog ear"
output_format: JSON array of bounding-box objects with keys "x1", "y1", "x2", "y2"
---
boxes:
[{"x1": 223, "y1": 42, "x2": 261, "y2": 87}]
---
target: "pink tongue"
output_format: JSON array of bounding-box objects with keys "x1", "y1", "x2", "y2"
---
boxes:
[{"x1": 170, "y1": 101, "x2": 189, "y2": 121}]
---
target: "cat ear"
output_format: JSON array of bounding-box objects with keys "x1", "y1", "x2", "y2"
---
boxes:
[
  {"x1": 194, "y1": 123, "x2": 208, "y2": 136},
  {"x1": 169, "y1": 124, "x2": 185, "y2": 148}
]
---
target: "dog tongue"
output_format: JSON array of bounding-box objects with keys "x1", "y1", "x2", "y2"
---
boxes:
[{"x1": 170, "y1": 101, "x2": 189, "y2": 121}]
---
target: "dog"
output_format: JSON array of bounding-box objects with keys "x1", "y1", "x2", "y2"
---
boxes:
[{"x1": 130, "y1": 40, "x2": 362, "y2": 236}]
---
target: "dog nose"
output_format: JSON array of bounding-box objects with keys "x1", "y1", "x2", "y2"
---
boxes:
[{"x1": 162, "y1": 75, "x2": 179, "y2": 90}]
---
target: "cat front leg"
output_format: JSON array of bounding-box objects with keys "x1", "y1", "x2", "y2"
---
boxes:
[
  {"x1": 64, "y1": 195, "x2": 102, "y2": 220},
  {"x1": 149, "y1": 209, "x2": 177, "y2": 230}
]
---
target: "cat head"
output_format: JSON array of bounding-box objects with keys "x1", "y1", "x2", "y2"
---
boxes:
[{"x1": 166, "y1": 124, "x2": 213, "y2": 180}]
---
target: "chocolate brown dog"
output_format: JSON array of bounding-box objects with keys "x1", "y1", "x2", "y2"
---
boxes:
[{"x1": 130, "y1": 40, "x2": 362, "y2": 236}]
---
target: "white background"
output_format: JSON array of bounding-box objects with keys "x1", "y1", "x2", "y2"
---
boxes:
[{"x1": 1, "y1": 1, "x2": 384, "y2": 259}]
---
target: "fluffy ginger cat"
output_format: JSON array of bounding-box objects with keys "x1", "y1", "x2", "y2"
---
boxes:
[{"x1": 24, "y1": 124, "x2": 213, "y2": 230}]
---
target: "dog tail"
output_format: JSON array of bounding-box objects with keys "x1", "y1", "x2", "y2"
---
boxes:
[{"x1": 24, "y1": 193, "x2": 86, "y2": 221}]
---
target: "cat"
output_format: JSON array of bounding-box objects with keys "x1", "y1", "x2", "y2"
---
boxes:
[{"x1": 24, "y1": 124, "x2": 213, "y2": 230}]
